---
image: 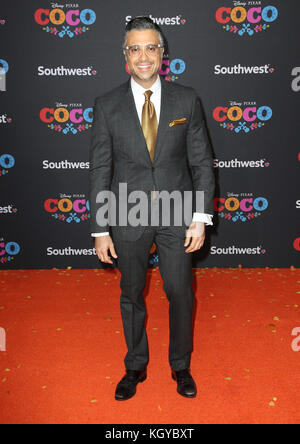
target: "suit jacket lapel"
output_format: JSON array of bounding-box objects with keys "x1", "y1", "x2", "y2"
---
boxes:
[
  {"x1": 123, "y1": 79, "x2": 153, "y2": 166},
  {"x1": 121, "y1": 77, "x2": 176, "y2": 165},
  {"x1": 153, "y1": 78, "x2": 176, "y2": 163}
]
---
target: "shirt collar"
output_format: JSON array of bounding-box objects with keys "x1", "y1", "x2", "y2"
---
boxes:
[{"x1": 131, "y1": 75, "x2": 161, "y2": 96}]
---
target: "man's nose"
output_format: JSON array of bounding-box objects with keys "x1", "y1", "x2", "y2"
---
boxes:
[{"x1": 138, "y1": 47, "x2": 151, "y2": 60}]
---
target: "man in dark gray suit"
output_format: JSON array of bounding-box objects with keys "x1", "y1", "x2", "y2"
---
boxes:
[{"x1": 89, "y1": 17, "x2": 215, "y2": 401}]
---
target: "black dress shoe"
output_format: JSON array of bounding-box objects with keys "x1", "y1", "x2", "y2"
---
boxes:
[
  {"x1": 172, "y1": 369, "x2": 197, "y2": 398},
  {"x1": 115, "y1": 369, "x2": 147, "y2": 401}
]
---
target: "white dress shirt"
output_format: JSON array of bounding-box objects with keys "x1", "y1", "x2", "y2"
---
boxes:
[{"x1": 92, "y1": 76, "x2": 213, "y2": 237}]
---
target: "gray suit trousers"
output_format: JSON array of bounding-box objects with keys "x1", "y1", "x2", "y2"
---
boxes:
[{"x1": 112, "y1": 225, "x2": 194, "y2": 372}]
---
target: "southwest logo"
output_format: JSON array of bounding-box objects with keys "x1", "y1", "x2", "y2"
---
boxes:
[
  {"x1": 0, "y1": 114, "x2": 12, "y2": 124},
  {"x1": 214, "y1": 193, "x2": 269, "y2": 222},
  {"x1": 44, "y1": 194, "x2": 90, "y2": 223},
  {"x1": 211, "y1": 245, "x2": 266, "y2": 255},
  {"x1": 214, "y1": 158, "x2": 270, "y2": 169},
  {"x1": 126, "y1": 15, "x2": 186, "y2": 26},
  {"x1": 37, "y1": 65, "x2": 98, "y2": 77},
  {"x1": 34, "y1": 7, "x2": 96, "y2": 38},
  {"x1": 214, "y1": 64, "x2": 275, "y2": 76},
  {"x1": 46, "y1": 246, "x2": 97, "y2": 256},
  {"x1": 213, "y1": 101, "x2": 272, "y2": 133},
  {"x1": 216, "y1": 4, "x2": 279, "y2": 36},
  {"x1": 0, "y1": 205, "x2": 18, "y2": 215},
  {"x1": 40, "y1": 103, "x2": 93, "y2": 134}
]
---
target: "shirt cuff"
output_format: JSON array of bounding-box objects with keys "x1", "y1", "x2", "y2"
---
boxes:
[
  {"x1": 192, "y1": 213, "x2": 214, "y2": 226},
  {"x1": 91, "y1": 232, "x2": 110, "y2": 237}
]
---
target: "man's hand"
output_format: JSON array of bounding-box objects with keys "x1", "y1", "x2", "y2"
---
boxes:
[
  {"x1": 95, "y1": 235, "x2": 118, "y2": 264},
  {"x1": 184, "y1": 222, "x2": 206, "y2": 253}
]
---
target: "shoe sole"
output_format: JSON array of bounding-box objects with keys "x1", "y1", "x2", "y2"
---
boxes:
[
  {"x1": 115, "y1": 374, "x2": 147, "y2": 401},
  {"x1": 176, "y1": 389, "x2": 197, "y2": 398}
]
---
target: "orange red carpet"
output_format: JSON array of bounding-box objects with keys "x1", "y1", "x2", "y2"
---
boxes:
[{"x1": 0, "y1": 267, "x2": 299, "y2": 424}]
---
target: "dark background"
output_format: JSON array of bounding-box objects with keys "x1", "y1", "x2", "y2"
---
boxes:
[{"x1": 0, "y1": 0, "x2": 299, "y2": 269}]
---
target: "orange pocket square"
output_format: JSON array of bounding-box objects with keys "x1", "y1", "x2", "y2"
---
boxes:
[{"x1": 169, "y1": 118, "x2": 187, "y2": 127}]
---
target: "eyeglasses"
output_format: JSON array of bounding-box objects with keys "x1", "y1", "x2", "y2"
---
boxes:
[{"x1": 124, "y1": 44, "x2": 164, "y2": 58}]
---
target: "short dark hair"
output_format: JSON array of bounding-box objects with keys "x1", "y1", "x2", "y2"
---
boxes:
[{"x1": 123, "y1": 16, "x2": 165, "y2": 48}]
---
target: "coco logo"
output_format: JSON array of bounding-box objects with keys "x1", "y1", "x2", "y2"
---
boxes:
[
  {"x1": 216, "y1": 3, "x2": 279, "y2": 36},
  {"x1": 0, "y1": 154, "x2": 15, "y2": 177},
  {"x1": 40, "y1": 103, "x2": 93, "y2": 135},
  {"x1": 0, "y1": 59, "x2": 9, "y2": 91},
  {"x1": 126, "y1": 56, "x2": 186, "y2": 83},
  {"x1": 0, "y1": 239, "x2": 21, "y2": 264},
  {"x1": 214, "y1": 193, "x2": 269, "y2": 222},
  {"x1": 160, "y1": 56, "x2": 186, "y2": 82},
  {"x1": 44, "y1": 194, "x2": 90, "y2": 223},
  {"x1": 213, "y1": 101, "x2": 272, "y2": 133},
  {"x1": 34, "y1": 7, "x2": 96, "y2": 38},
  {"x1": 293, "y1": 238, "x2": 300, "y2": 252},
  {"x1": 0, "y1": 59, "x2": 9, "y2": 74}
]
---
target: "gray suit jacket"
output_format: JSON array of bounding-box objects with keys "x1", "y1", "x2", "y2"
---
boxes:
[{"x1": 89, "y1": 77, "x2": 215, "y2": 241}]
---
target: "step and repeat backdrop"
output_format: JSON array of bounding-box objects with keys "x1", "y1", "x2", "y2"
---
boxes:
[{"x1": 0, "y1": 0, "x2": 299, "y2": 269}]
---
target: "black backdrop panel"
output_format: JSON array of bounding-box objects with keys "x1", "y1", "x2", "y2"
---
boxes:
[{"x1": 0, "y1": 0, "x2": 299, "y2": 269}]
